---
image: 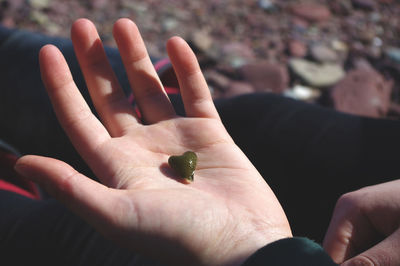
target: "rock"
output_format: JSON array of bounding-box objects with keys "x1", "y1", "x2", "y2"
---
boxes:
[
  {"x1": 204, "y1": 70, "x2": 231, "y2": 91},
  {"x1": 330, "y1": 0, "x2": 353, "y2": 15},
  {"x1": 289, "y1": 39, "x2": 307, "y2": 57},
  {"x1": 290, "y1": 3, "x2": 331, "y2": 23},
  {"x1": 221, "y1": 42, "x2": 255, "y2": 67},
  {"x1": 239, "y1": 61, "x2": 289, "y2": 93},
  {"x1": 331, "y1": 69, "x2": 393, "y2": 118},
  {"x1": 358, "y1": 29, "x2": 375, "y2": 44},
  {"x1": 291, "y1": 17, "x2": 309, "y2": 32},
  {"x1": 191, "y1": 30, "x2": 213, "y2": 52},
  {"x1": 388, "y1": 102, "x2": 400, "y2": 117},
  {"x1": 366, "y1": 45, "x2": 382, "y2": 59},
  {"x1": 331, "y1": 40, "x2": 349, "y2": 62},
  {"x1": 373, "y1": 37, "x2": 383, "y2": 47},
  {"x1": 283, "y1": 85, "x2": 321, "y2": 102},
  {"x1": 351, "y1": 0, "x2": 377, "y2": 10},
  {"x1": 350, "y1": 42, "x2": 367, "y2": 57},
  {"x1": 29, "y1": 0, "x2": 49, "y2": 9},
  {"x1": 1, "y1": 16, "x2": 15, "y2": 27},
  {"x1": 30, "y1": 10, "x2": 48, "y2": 25},
  {"x1": 386, "y1": 47, "x2": 400, "y2": 64},
  {"x1": 162, "y1": 17, "x2": 178, "y2": 31},
  {"x1": 310, "y1": 44, "x2": 338, "y2": 63},
  {"x1": 5, "y1": 0, "x2": 25, "y2": 11},
  {"x1": 289, "y1": 59, "x2": 345, "y2": 88},
  {"x1": 352, "y1": 57, "x2": 374, "y2": 71},
  {"x1": 258, "y1": 0, "x2": 276, "y2": 11},
  {"x1": 331, "y1": 40, "x2": 349, "y2": 53},
  {"x1": 223, "y1": 81, "x2": 255, "y2": 98},
  {"x1": 89, "y1": 0, "x2": 108, "y2": 9}
]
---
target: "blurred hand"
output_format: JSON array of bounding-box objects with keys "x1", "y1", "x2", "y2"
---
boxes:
[
  {"x1": 15, "y1": 18, "x2": 291, "y2": 266},
  {"x1": 323, "y1": 180, "x2": 400, "y2": 266}
]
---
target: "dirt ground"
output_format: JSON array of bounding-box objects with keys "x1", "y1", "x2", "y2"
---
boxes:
[{"x1": 1, "y1": 0, "x2": 400, "y2": 118}]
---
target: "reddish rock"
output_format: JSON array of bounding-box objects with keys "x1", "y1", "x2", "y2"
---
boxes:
[
  {"x1": 331, "y1": 69, "x2": 393, "y2": 118},
  {"x1": 89, "y1": 0, "x2": 108, "y2": 9},
  {"x1": 239, "y1": 62, "x2": 289, "y2": 93},
  {"x1": 204, "y1": 70, "x2": 231, "y2": 91},
  {"x1": 289, "y1": 39, "x2": 307, "y2": 57},
  {"x1": 329, "y1": 0, "x2": 353, "y2": 15},
  {"x1": 223, "y1": 81, "x2": 255, "y2": 98},
  {"x1": 290, "y1": 3, "x2": 331, "y2": 23}
]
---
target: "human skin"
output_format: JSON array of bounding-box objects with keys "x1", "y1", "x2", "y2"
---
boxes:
[
  {"x1": 15, "y1": 18, "x2": 292, "y2": 266},
  {"x1": 323, "y1": 180, "x2": 400, "y2": 266}
]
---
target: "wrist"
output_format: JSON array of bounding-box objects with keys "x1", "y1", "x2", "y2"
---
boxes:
[
  {"x1": 241, "y1": 237, "x2": 338, "y2": 266},
  {"x1": 205, "y1": 227, "x2": 292, "y2": 266}
]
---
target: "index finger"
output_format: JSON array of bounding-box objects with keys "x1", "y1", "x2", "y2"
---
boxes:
[
  {"x1": 39, "y1": 45, "x2": 111, "y2": 161},
  {"x1": 166, "y1": 37, "x2": 220, "y2": 120}
]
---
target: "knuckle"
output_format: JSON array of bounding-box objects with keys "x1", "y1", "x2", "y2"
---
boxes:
[
  {"x1": 350, "y1": 253, "x2": 391, "y2": 266},
  {"x1": 63, "y1": 108, "x2": 92, "y2": 130},
  {"x1": 349, "y1": 255, "x2": 375, "y2": 266},
  {"x1": 346, "y1": 249, "x2": 392, "y2": 266},
  {"x1": 337, "y1": 186, "x2": 374, "y2": 211},
  {"x1": 336, "y1": 192, "x2": 362, "y2": 211},
  {"x1": 52, "y1": 169, "x2": 80, "y2": 199}
]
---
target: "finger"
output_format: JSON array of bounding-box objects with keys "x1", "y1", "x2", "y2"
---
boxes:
[
  {"x1": 166, "y1": 37, "x2": 220, "y2": 119},
  {"x1": 14, "y1": 155, "x2": 127, "y2": 235},
  {"x1": 113, "y1": 18, "x2": 176, "y2": 124},
  {"x1": 342, "y1": 229, "x2": 400, "y2": 266},
  {"x1": 323, "y1": 194, "x2": 381, "y2": 263},
  {"x1": 39, "y1": 45, "x2": 110, "y2": 162},
  {"x1": 71, "y1": 19, "x2": 139, "y2": 136}
]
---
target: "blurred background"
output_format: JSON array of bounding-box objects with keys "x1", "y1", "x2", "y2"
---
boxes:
[{"x1": 1, "y1": 0, "x2": 399, "y2": 119}]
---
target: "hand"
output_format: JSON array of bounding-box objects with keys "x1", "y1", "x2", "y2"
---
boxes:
[
  {"x1": 323, "y1": 180, "x2": 400, "y2": 265},
  {"x1": 15, "y1": 18, "x2": 291, "y2": 266}
]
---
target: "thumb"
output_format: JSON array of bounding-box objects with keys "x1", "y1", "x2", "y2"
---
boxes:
[
  {"x1": 15, "y1": 155, "x2": 121, "y2": 232},
  {"x1": 342, "y1": 228, "x2": 400, "y2": 266}
]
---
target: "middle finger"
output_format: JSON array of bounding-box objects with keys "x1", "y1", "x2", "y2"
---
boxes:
[
  {"x1": 113, "y1": 18, "x2": 176, "y2": 124},
  {"x1": 71, "y1": 19, "x2": 139, "y2": 137}
]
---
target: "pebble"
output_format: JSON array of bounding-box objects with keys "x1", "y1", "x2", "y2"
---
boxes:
[
  {"x1": 331, "y1": 40, "x2": 348, "y2": 53},
  {"x1": 191, "y1": 30, "x2": 213, "y2": 52},
  {"x1": 351, "y1": 0, "x2": 377, "y2": 10},
  {"x1": 258, "y1": 0, "x2": 276, "y2": 11},
  {"x1": 283, "y1": 85, "x2": 321, "y2": 102},
  {"x1": 290, "y1": 3, "x2": 331, "y2": 23},
  {"x1": 205, "y1": 70, "x2": 231, "y2": 90},
  {"x1": 289, "y1": 59, "x2": 345, "y2": 88},
  {"x1": 239, "y1": 61, "x2": 289, "y2": 93},
  {"x1": 289, "y1": 39, "x2": 307, "y2": 58},
  {"x1": 162, "y1": 17, "x2": 179, "y2": 31},
  {"x1": 331, "y1": 69, "x2": 393, "y2": 118},
  {"x1": 5, "y1": 0, "x2": 25, "y2": 11},
  {"x1": 352, "y1": 57, "x2": 373, "y2": 70},
  {"x1": 29, "y1": 0, "x2": 49, "y2": 9},
  {"x1": 386, "y1": 47, "x2": 400, "y2": 64},
  {"x1": 310, "y1": 44, "x2": 338, "y2": 63},
  {"x1": 221, "y1": 42, "x2": 255, "y2": 67},
  {"x1": 330, "y1": 0, "x2": 353, "y2": 15},
  {"x1": 223, "y1": 81, "x2": 255, "y2": 98},
  {"x1": 89, "y1": 0, "x2": 108, "y2": 9}
]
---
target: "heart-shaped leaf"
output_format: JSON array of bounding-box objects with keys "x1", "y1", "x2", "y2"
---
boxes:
[{"x1": 168, "y1": 151, "x2": 197, "y2": 182}]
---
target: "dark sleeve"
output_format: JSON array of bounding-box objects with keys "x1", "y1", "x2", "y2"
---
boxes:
[{"x1": 242, "y1": 237, "x2": 338, "y2": 266}]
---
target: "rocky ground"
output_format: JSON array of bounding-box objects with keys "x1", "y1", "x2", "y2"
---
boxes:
[{"x1": 1, "y1": 0, "x2": 400, "y2": 119}]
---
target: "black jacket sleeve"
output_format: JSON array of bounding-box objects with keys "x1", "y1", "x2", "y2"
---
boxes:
[{"x1": 242, "y1": 237, "x2": 338, "y2": 266}]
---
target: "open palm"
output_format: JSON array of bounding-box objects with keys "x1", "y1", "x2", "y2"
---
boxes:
[{"x1": 16, "y1": 18, "x2": 291, "y2": 266}]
